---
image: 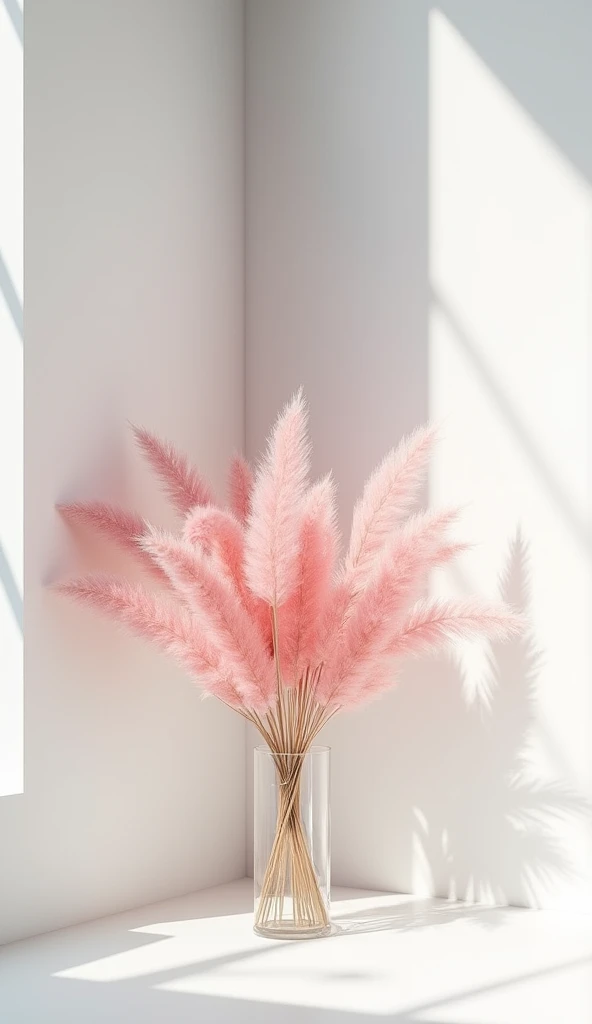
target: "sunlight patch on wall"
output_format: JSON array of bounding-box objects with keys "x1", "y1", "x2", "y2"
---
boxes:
[
  {"x1": 427, "y1": 8, "x2": 592, "y2": 908},
  {"x1": 0, "y1": 0, "x2": 23, "y2": 796}
]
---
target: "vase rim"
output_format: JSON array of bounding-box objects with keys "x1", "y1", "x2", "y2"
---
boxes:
[{"x1": 254, "y1": 744, "x2": 330, "y2": 756}]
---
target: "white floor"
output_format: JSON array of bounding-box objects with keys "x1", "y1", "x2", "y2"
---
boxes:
[{"x1": 1, "y1": 878, "x2": 591, "y2": 1023}]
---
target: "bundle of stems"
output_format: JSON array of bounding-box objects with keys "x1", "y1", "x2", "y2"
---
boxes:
[{"x1": 251, "y1": 667, "x2": 333, "y2": 931}]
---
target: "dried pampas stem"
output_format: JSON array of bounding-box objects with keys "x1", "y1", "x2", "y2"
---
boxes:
[{"x1": 253, "y1": 665, "x2": 336, "y2": 933}]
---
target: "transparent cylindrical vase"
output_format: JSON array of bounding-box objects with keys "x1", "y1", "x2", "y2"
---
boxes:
[{"x1": 254, "y1": 746, "x2": 331, "y2": 939}]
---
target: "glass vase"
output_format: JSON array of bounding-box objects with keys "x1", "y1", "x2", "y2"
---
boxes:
[{"x1": 254, "y1": 745, "x2": 331, "y2": 939}]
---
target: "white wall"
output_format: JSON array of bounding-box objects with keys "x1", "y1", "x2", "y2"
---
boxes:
[
  {"x1": 0, "y1": 0, "x2": 246, "y2": 945},
  {"x1": 5, "y1": 0, "x2": 590, "y2": 942},
  {"x1": 0, "y1": 0, "x2": 23, "y2": 798},
  {"x1": 245, "y1": 0, "x2": 592, "y2": 909}
]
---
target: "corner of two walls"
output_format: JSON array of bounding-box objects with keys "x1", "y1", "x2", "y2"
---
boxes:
[{"x1": 12, "y1": 0, "x2": 591, "y2": 946}]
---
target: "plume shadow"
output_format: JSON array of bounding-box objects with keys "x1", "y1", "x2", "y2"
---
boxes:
[
  {"x1": 331, "y1": 895, "x2": 506, "y2": 938},
  {"x1": 330, "y1": 531, "x2": 589, "y2": 927},
  {"x1": 395, "y1": 531, "x2": 588, "y2": 910}
]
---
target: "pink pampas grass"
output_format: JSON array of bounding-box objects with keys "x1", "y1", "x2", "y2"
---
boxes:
[
  {"x1": 317, "y1": 508, "x2": 462, "y2": 706},
  {"x1": 56, "y1": 398, "x2": 522, "y2": 939},
  {"x1": 57, "y1": 501, "x2": 167, "y2": 582},
  {"x1": 55, "y1": 575, "x2": 246, "y2": 708},
  {"x1": 228, "y1": 454, "x2": 254, "y2": 524},
  {"x1": 132, "y1": 425, "x2": 214, "y2": 515},
  {"x1": 185, "y1": 505, "x2": 272, "y2": 650},
  {"x1": 185, "y1": 506, "x2": 245, "y2": 590},
  {"x1": 244, "y1": 390, "x2": 311, "y2": 606},
  {"x1": 387, "y1": 597, "x2": 524, "y2": 659},
  {"x1": 142, "y1": 530, "x2": 275, "y2": 712},
  {"x1": 344, "y1": 424, "x2": 435, "y2": 594},
  {"x1": 278, "y1": 475, "x2": 340, "y2": 686},
  {"x1": 314, "y1": 506, "x2": 460, "y2": 694},
  {"x1": 56, "y1": 398, "x2": 520, "y2": 721}
]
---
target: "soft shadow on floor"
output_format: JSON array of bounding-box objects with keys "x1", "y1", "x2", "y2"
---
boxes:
[
  {"x1": 3, "y1": 952, "x2": 591, "y2": 1024},
  {"x1": 4, "y1": 876, "x2": 590, "y2": 1024},
  {"x1": 331, "y1": 894, "x2": 509, "y2": 937}
]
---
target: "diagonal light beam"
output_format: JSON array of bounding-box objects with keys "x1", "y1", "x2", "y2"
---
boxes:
[
  {"x1": 0, "y1": 249, "x2": 23, "y2": 341},
  {"x1": 432, "y1": 285, "x2": 591, "y2": 560},
  {"x1": 1, "y1": 0, "x2": 23, "y2": 46},
  {"x1": 0, "y1": 539, "x2": 22, "y2": 632}
]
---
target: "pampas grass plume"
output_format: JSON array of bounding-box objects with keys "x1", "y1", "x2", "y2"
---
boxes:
[{"x1": 57, "y1": 395, "x2": 520, "y2": 722}]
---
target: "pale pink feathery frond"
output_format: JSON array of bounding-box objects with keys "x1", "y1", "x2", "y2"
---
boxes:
[
  {"x1": 435, "y1": 541, "x2": 472, "y2": 565},
  {"x1": 278, "y1": 475, "x2": 340, "y2": 685},
  {"x1": 314, "y1": 506, "x2": 461, "y2": 689},
  {"x1": 314, "y1": 579, "x2": 355, "y2": 667},
  {"x1": 333, "y1": 599, "x2": 523, "y2": 710},
  {"x1": 57, "y1": 501, "x2": 168, "y2": 583},
  {"x1": 143, "y1": 530, "x2": 275, "y2": 711},
  {"x1": 53, "y1": 404, "x2": 523, "y2": 729},
  {"x1": 317, "y1": 508, "x2": 461, "y2": 706},
  {"x1": 185, "y1": 506, "x2": 244, "y2": 579},
  {"x1": 344, "y1": 424, "x2": 436, "y2": 593},
  {"x1": 244, "y1": 390, "x2": 311, "y2": 606},
  {"x1": 131, "y1": 424, "x2": 214, "y2": 515},
  {"x1": 185, "y1": 505, "x2": 273, "y2": 651},
  {"x1": 386, "y1": 597, "x2": 524, "y2": 659},
  {"x1": 55, "y1": 575, "x2": 247, "y2": 709},
  {"x1": 228, "y1": 454, "x2": 254, "y2": 525},
  {"x1": 333, "y1": 660, "x2": 400, "y2": 709}
]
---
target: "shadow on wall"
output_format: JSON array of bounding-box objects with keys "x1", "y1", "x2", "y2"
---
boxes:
[
  {"x1": 411, "y1": 532, "x2": 589, "y2": 906},
  {"x1": 334, "y1": 532, "x2": 588, "y2": 908},
  {"x1": 421, "y1": 0, "x2": 592, "y2": 905}
]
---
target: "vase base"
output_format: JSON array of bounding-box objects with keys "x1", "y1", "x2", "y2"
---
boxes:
[{"x1": 254, "y1": 921, "x2": 332, "y2": 941}]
